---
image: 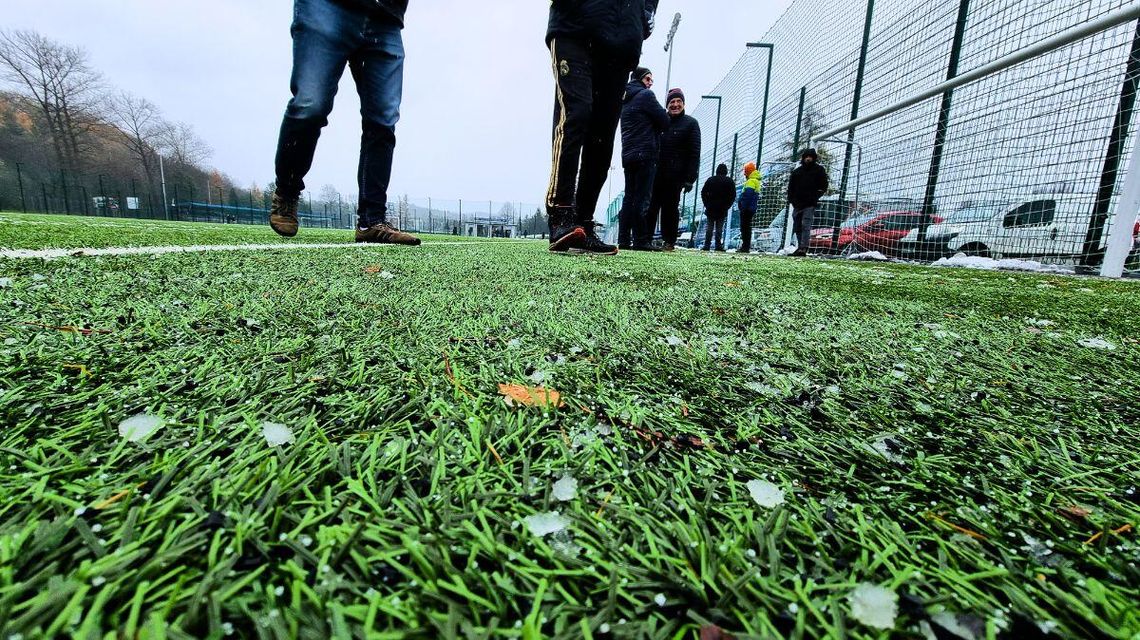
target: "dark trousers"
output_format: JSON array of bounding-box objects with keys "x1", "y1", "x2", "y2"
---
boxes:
[
  {"x1": 618, "y1": 160, "x2": 657, "y2": 247},
  {"x1": 274, "y1": 0, "x2": 404, "y2": 229},
  {"x1": 649, "y1": 177, "x2": 683, "y2": 246},
  {"x1": 739, "y1": 209, "x2": 756, "y2": 251},
  {"x1": 792, "y1": 206, "x2": 816, "y2": 251},
  {"x1": 704, "y1": 212, "x2": 728, "y2": 251},
  {"x1": 546, "y1": 38, "x2": 632, "y2": 226}
]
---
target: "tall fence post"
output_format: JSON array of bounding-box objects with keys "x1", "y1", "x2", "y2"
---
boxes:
[
  {"x1": 15, "y1": 162, "x2": 26, "y2": 212},
  {"x1": 781, "y1": 87, "x2": 807, "y2": 251},
  {"x1": 41, "y1": 183, "x2": 50, "y2": 214},
  {"x1": 1083, "y1": 19, "x2": 1140, "y2": 267},
  {"x1": 918, "y1": 0, "x2": 971, "y2": 244},
  {"x1": 747, "y1": 43, "x2": 775, "y2": 167},
  {"x1": 60, "y1": 169, "x2": 70, "y2": 214},
  {"x1": 834, "y1": 0, "x2": 876, "y2": 249}
]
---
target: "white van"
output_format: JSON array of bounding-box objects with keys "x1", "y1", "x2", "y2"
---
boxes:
[{"x1": 907, "y1": 196, "x2": 1093, "y2": 260}]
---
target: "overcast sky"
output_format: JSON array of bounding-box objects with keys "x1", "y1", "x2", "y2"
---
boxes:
[{"x1": 6, "y1": 1, "x2": 794, "y2": 213}]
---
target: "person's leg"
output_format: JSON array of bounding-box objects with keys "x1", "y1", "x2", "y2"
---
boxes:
[
  {"x1": 545, "y1": 38, "x2": 593, "y2": 246},
  {"x1": 275, "y1": 0, "x2": 357, "y2": 203},
  {"x1": 576, "y1": 51, "x2": 631, "y2": 229},
  {"x1": 714, "y1": 216, "x2": 726, "y2": 251},
  {"x1": 798, "y1": 206, "x2": 815, "y2": 252},
  {"x1": 704, "y1": 216, "x2": 713, "y2": 251},
  {"x1": 618, "y1": 165, "x2": 638, "y2": 248},
  {"x1": 660, "y1": 183, "x2": 682, "y2": 247},
  {"x1": 349, "y1": 18, "x2": 405, "y2": 231},
  {"x1": 739, "y1": 210, "x2": 753, "y2": 252}
]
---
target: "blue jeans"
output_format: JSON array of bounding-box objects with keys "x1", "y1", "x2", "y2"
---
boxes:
[{"x1": 275, "y1": 0, "x2": 404, "y2": 228}]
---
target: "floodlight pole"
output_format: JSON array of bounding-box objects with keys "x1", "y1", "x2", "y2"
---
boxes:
[
  {"x1": 664, "y1": 13, "x2": 681, "y2": 89},
  {"x1": 746, "y1": 43, "x2": 775, "y2": 167}
]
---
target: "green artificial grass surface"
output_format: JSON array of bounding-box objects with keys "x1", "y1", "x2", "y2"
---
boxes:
[{"x1": 0, "y1": 214, "x2": 1138, "y2": 639}]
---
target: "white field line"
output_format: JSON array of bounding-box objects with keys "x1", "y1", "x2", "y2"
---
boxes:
[{"x1": 0, "y1": 240, "x2": 524, "y2": 260}]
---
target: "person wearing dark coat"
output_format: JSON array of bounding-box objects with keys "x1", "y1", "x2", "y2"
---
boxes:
[
  {"x1": 787, "y1": 148, "x2": 830, "y2": 256},
  {"x1": 618, "y1": 67, "x2": 669, "y2": 250},
  {"x1": 269, "y1": 0, "x2": 420, "y2": 246},
  {"x1": 647, "y1": 88, "x2": 701, "y2": 251},
  {"x1": 544, "y1": 0, "x2": 660, "y2": 255},
  {"x1": 701, "y1": 163, "x2": 736, "y2": 252}
]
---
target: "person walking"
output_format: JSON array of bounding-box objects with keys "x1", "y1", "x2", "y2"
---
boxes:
[
  {"x1": 545, "y1": 0, "x2": 660, "y2": 254},
  {"x1": 648, "y1": 88, "x2": 701, "y2": 251},
  {"x1": 700, "y1": 163, "x2": 735, "y2": 252},
  {"x1": 268, "y1": 0, "x2": 420, "y2": 246},
  {"x1": 737, "y1": 161, "x2": 762, "y2": 253},
  {"x1": 787, "y1": 148, "x2": 829, "y2": 257},
  {"x1": 618, "y1": 67, "x2": 669, "y2": 251}
]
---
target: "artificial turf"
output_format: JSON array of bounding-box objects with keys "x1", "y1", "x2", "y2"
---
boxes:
[{"x1": 0, "y1": 212, "x2": 1138, "y2": 639}]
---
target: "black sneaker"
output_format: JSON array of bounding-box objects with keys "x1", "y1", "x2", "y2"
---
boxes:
[
  {"x1": 548, "y1": 207, "x2": 586, "y2": 253},
  {"x1": 580, "y1": 229, "x2": 618, "y2": 255}
]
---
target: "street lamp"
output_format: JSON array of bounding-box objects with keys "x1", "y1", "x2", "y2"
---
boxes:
[{"x1": 746, "y1": 43, "x2": 775, "y2": 167}]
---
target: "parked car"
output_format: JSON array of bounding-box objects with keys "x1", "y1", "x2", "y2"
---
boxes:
[
  {"x1": 811, "y1": 210, "x2": 941, "y2": 257},
  {"x1": 906, "y1": 196, "x2": 1092, "y2": 260}
]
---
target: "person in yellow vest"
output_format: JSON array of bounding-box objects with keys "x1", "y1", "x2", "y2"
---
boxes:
[{"x1": 737, "y1": 162, "x2": 763, "y2": 253}]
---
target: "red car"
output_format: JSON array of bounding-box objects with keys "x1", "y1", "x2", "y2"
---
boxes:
[{"x1": 811, "y1": 210, "x2": 943, "y2": 256}]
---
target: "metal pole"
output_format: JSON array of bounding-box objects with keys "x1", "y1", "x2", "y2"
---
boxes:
[
  {"x1": 664, "y1": 13, "x2": 682, "y2": 90},
  {"x1": 836, "y1": 0, "x2": 875, "y2": 252},
  {"x1": 159, "y1": 154, "x2": 170, "y2": 220},
  {"x1": 1084, "y1": 19, "x2": 1140, "y2": 266},
  {"x1": 459, "y1": 199, "x2": 463, "y2": 235},
  {"x1": 1101, "y1": 116, "x2": 1140, "y2": 277},
  {"x1": 728, "y1": 133, "x2": 739, "y2": 249},
  {"x1": 702, "y1": 96, "x2": 722, "y2": 173},
  {"x1": 60, "y1": 169, "x2": 70, "y2": 214},
  {"x1": 98, "y1": 174, "x2": 107, "y2": 215},
  {"x1": 782, "y1": 87, "x2": 808, "y2": 251},
  {"x1": 81, "y1": 186, "x2": 90, "y2": 216},
  {"x1": 42, "y1": 183, "x2": 50, "y2": 214},
  {"x1": 15, "y1": 162, "x2": 26, "y2": 212},
  {"x1": 746, "y1": 43, "x2": 775, "y2": 166},
  {"x1": 918, "y1": 0, "x2": 971, "y2": 245}
]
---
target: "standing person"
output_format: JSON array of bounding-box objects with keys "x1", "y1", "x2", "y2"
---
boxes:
[
  {"x1": 700, "y1": 163, "x2": 735, "y2": 252},
  {"x1": 787, "y1": 148, "x2": 829, "y2": 257},
  {"x1": 647, "y1": 89, "x2": 701, "y2": 251},
  {"x1": 618, "y1": 67, "x2": 669, "y2": 251},
  {"x1": 546, "y1": 0, "x2": 660, "y2": 254},
  {"x1": 737, "y1": 161, "x2": 762, "y2": 253},
  {"x1": 268, "y1": 0, "x2": 419, "y2": 246}
]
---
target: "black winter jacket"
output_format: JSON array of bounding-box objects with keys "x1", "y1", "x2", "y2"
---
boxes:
[
  {"x1": 330, "y1": 0, "x2": 407, "y2": 26},
  {"x1": 787, "y1": 163, "x2": 829, "y2": 209},
  {"x1": 620, "y1": 81, "x2": 669, "y2": 167},
  {"x1": 701, "y1": 174, "x2": 736, "y2": 217},
  {"x1": 657, "y1": 112, "x2": 701, "y2": 185},
  {"x1": 547, "y1": 0, "x2": 660, "y2": 57}
]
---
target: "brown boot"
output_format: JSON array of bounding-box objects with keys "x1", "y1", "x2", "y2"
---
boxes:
[
  {"x1": 269, "y1": 192, "x2": 300, "y2": 238},
  {"x1": 355, "y1": 222, "x2": 422, "y2": 246}
]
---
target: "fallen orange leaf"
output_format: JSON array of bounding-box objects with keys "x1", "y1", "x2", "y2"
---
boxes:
[
  {"x1": 363, "y1": 265, "x2": 383, "y2": 274},
  {"x1": 1059, "y1": 505, "x2": 1092, "y2": 520},
  {"x1": 498, "y1": 383, "x2": 564, "y2": 408}
]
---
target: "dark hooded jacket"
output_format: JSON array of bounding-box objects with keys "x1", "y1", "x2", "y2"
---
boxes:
[
  {"x1": 701, "y1": 165, "x2": 736, "y2": 217},
  {"x1": 547, "y1": 0, "x2": 660, "y2": 57},
  {"x1": 788, "y1": 149, "x2": 829, "y2": 209},
  {"x1": 330, "y1": 0, "x2": 407, "y2": 26},
  {"x1": 657, "y1": 111, "x2": 701, "y2": 186},
  {"x1": 620, "y1": 81, "x2": 669, "y2": 167}
]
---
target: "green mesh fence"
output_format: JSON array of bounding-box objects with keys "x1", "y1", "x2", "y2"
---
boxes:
[{"x1": 680, "y1": 0, "x2": 1140, "y2": 272}]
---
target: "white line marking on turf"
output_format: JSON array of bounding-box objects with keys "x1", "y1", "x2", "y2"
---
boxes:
[{"x1": 0, "y1": 241, "x2": 521, "y2": 260}]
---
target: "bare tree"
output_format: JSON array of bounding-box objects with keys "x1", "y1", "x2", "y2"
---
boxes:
[
  {"x1": 158, "y1": 120, "x2": 211, "y2": 167},
  {"x1": 105, "y1": 90, "x2": 165, "y2": 194},
  {"x1": 0, "y1": 29, "x2": 103, "y2": 173}
]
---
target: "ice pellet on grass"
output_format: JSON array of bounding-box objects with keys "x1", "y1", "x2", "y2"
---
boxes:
[
  {"x1": 654, "y1": 593, "x2": 667, "y2": 607},
  {"x1": 551, "y1": 474, "x2": 578, "y2": 502},
  {"x1": 846, "y1": 251, "x2": 889, "y2": 261},
  {"x1": 0, "y1": 277, "x2": 11, "y2": 287},
  {"x1": 1078, "y1": 338, "x2": 1115, "y2": 351},
  {"x1": 523, "y1": 511, "x2": 571, "y2": 537},
  {"x1": 848, "y1": 583, "x2": 898, "y2": 630},
  {"x1": 663, "y1": 335, "x2": 685, "y2": 347},
  {"x1": 118, "y1": 414, "x2": 165, "y2": 443},
  {"x1": 379, "y1": 271, "x2": 396, "y2": 280},
  {"x1": 261, "y1": 422, "x2": 295, "y2": 447},
  {"x1": 746, "y1": 479, "x2": 785, "y2": 508}
]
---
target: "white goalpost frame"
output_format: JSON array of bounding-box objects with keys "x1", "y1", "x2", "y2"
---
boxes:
[{"x1": 1101, "y1": 128, "x2": 1140, "y2": 278}]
